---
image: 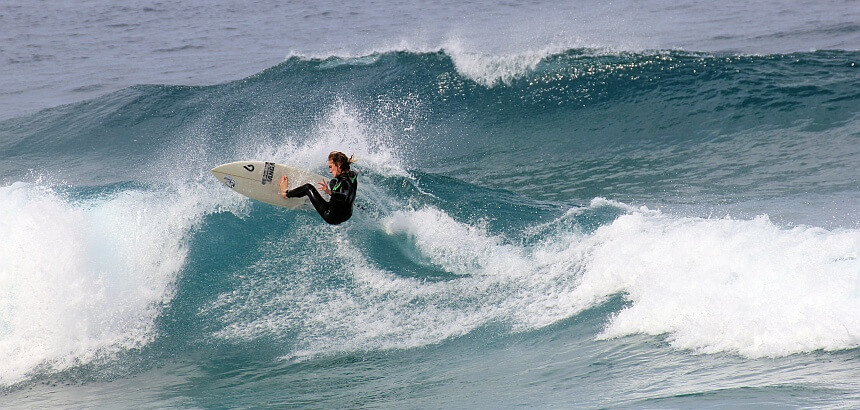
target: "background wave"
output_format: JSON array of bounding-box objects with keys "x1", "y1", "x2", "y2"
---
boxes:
[{"x1": 3, "y1": 49, "x2": 858, "y2": 214}]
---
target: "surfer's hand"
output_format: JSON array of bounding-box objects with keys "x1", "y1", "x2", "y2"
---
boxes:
[
  {"x1": 319, "y1": 179, "x2": 331, "y2": 194},
  {"x1": 279, "y1": 175, "x2": 289, "y2": 199}
]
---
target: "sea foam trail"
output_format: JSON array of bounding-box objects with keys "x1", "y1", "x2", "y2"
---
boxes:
[
  {"x1": 210, "y1": 199, "x2": 859, "y2": 360},
  {"x1": 0, "y1": 182, "x2": 210, "y2": 386}
]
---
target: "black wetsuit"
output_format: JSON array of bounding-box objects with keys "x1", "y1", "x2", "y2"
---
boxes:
[{"x1": 286, "y1": 170, "x2": 357, "y2": 225}]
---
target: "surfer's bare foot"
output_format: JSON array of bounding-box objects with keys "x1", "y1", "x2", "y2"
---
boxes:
[{"x1": 279, "y1": 175, "x2": 289, "y2": 199}]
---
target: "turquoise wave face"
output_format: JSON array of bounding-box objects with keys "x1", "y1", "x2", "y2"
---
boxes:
[{"x1": 1, "y1": 49, "x2": 859, "y2": 405}]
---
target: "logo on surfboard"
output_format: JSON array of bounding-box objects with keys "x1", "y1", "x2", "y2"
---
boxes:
[
  {"x1": 261, "y1": 162, "x2": 275, "y2": 185},
  {"x1": 243, "y1": 164, "x2": 255, "y2": 172}
]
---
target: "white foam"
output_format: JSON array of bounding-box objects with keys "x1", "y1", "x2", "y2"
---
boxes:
[
  {"x1": 210, "y1": 207, "x2": 600, "y2": 358},
  {"x1": 0, "y1": 182, "x2": 206, "y2": 386},
  {"x1": 441, "y1": 43, "x2": 546, "y2": 86},
  {"x1": 382, "y1": 208, "x2": 522, "y2": 275},
  {"x1": 583, "y1": 212, "x2": 859, "y2": 358},
  {"x1": 440, "y1": 40, "x2": 596, "y2": 87},
  {"x1": 210, "y1": 200, "x2": 859, "y2": 360}
]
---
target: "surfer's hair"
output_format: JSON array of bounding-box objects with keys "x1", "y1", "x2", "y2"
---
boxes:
[{"x1": 329, "y1": 151, "x2": 356, "y2": 172}]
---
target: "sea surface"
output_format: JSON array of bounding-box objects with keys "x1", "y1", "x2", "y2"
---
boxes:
[{"x1": 1, "y1": 0, "x2": 859, "y2": 408}]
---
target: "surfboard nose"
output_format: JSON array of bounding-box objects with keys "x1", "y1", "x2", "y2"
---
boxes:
[{"x1": 211, "y1": 163, "x2": 232, "y2": 175}]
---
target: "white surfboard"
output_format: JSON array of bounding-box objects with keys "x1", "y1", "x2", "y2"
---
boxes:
[{"x1": 211, "y1": 160, "x2": 328, "y2": 209}]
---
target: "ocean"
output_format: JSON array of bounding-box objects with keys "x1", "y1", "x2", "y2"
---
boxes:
[{"x1": 1, "y1": 0, "x2": 859, "y2": 408}]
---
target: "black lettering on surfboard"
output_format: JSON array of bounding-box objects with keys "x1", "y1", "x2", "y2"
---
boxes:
[
  {"x1": 223, "y1": 175, "x2": 236, "y2": 189},
  {"x1": 243, "y1": 164, "x2": 255, "y2": 172},
  {"x1": 261, "y1": 162, "x2": 275, "y2": 185}
]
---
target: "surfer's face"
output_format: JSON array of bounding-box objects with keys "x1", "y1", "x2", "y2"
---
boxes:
[{"x1": 328, "y1": 160, "x2": 341, "y2": 177}]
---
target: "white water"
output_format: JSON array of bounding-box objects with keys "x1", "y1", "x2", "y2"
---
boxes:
[
  {"x1": 210, "y1": 197, "x2": 860, "y2": 360},
  {"x1": 0, "y1": 182, "x2": 212, "y2": 386},
  {"x1": 587, "y1": 210, "x2": 860, "y2": 357}
]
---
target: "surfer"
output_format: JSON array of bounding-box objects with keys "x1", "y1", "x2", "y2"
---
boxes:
[{"x1": 279, "y1": 151, "x2": 358, "y2": 225}]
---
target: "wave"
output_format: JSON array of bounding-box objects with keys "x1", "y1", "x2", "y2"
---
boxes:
[
  {"x1": 2, "y1": 47, "x2": 858, "y2": 222},
  {"x1": 282, "y1": 47, "x2": 860, "y2": 89},
  {"x1": 287, "y1": 41, "x2": 592, "y2": 87},
  {"x1": 2, "y1": 147, "x2": 858, "y2": 388},
  {"x1": 1, "y1": 47, "x2": 858, "y2": 387},
  {"x1": 206, "y1": 196, "x2": 859, "y2": 361},
  {"x1": 0, "y1": 181, "x2": 221, "y2": 386},
  {"x1": 3, "y1": 175, "x2": 857, "y2": 387},
  {"x1": 4, "y1": 48, "x2": 857, "y2": 184},
  {"x1": 586, "y1": 207, "x2": 860, "y2": 358}
]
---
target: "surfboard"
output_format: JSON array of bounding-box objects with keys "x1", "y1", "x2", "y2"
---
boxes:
[{"x1": 211, "y1": 160, "x2": 328, "y2": 209}]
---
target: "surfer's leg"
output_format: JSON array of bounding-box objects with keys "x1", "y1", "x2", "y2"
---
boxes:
[
  {"x1": 287, "y1": 183, "x2": 330, "y2": 219},
  {"x1": 285, "y1": 183, "x2": 312, "y2": 199}
]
